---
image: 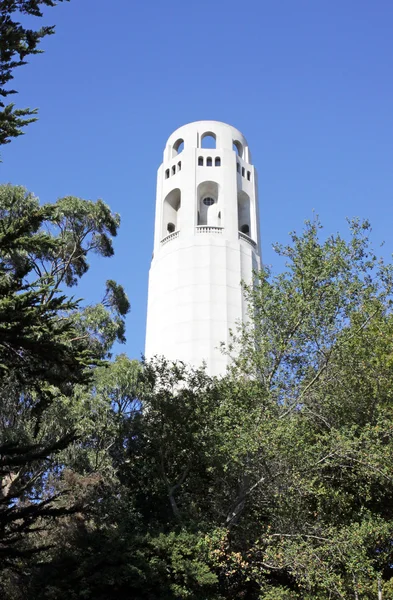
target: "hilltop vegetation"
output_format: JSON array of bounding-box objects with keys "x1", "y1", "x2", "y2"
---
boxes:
[
  {"x1": 1, "y1": 190, "x2": 393, "y2": 599},
  {"x1": 1, "y1": 2, "x2": 393, "y2": 598}
]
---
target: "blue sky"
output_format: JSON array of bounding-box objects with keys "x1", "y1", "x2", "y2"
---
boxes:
[{"x1": 1, "y1": 0, "x2": 393, "y2": 359}]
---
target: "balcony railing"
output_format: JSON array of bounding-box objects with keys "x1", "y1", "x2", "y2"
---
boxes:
[
  {"x1": 195, "y1": 226, "x2": 223, "y2": 234},
  {"x1": 161, "y1": 230, "x2": 179, "y2": 245},
  {"x1": 160, "y1": 229, "x2": 257, "y2": 249},
  {"x1": 239, "y1": 231, "x2": 257, "y2": 249}
]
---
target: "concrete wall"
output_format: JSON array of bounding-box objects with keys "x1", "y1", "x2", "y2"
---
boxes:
[{"x1": 145, "y1": 121, "x2": 261, "y2": 376}]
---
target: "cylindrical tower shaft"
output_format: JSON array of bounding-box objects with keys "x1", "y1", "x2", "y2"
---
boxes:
[{"x1": 145, "y1": 120, "x2": 261, "y2": 376}]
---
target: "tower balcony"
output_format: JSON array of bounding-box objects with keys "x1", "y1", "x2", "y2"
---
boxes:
[
  {"x1": 238, "y1": 231, "x2": 257, "y2": 249},
  {"x1": 160, "y1": 230, "x2": 179, "y2": 245},
  {"x1": 195, "y1": 225, "x2": 224, "y2": 235}
]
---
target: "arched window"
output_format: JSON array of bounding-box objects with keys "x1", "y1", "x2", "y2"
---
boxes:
[
  {"x1": 237, "y1": 162, "x2": 240, "y2": 173},
  {"x1": 233, "y1": 140, "x2": 243, "y2": 158},
  {"x1": 178, "y1": 161, "x2": 182, "y2": 171},
  {"x1": 173, "y1": 138, "x2": 184, "y2": 156},
  {"x1": 201, "y1": 132, "x2": 216, "y2": 149},
  {"x1": 215, "y1": 157, "x2": 221, "y2": 166},
  {"x1": 247, "y1": 170, "x2": 251, "y2": 181},
  {"x1": 165, "y1": 169, "x2": 170, "y2": 179},
  {"x1": 241, "y1": 167, "x2": 245, "y2": 177},
  {"x1": 172, "y1": 165, "x2": 176, "y2": 175},
  {"x1": 197, "y1": 181, "x2": 219, "y2": 226},
  {"x1": 198, "y1": 156, "x2": 204, "y2": 166},
  {"x1": 238, "y1": 191, "x2": 251, "y2": 238},
  {"x1": 206, "y1": 157, "x2": 212, "y2": 167},
  {"x1": 162, "y1": 188, "x2": 181, "y2": 238}
]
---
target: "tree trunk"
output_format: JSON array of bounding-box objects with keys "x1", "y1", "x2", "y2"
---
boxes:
[
  {"x1": 378, "y1": 577, "x2": 383, "y2": 600},
  {"x1": 168, "y1": 489, "x2": 181, "y2": 521},
  {"x1": 352, "y1": 573, "x2": 359, "y2": 600}
]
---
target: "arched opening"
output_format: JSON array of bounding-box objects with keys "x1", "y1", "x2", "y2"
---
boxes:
[
  {"x1": 238, "y1": 190, "x2": 251, "y2": 237},
  {"x1": 247, "y1": 170, "x2": 251, "y2": 181},
  {"x1": 206, "y1": 157, "x2": 212, "y2": 167},
  {"x1": 197, "y1": 181, "x2": 220, "y2": 226},
  {"x1": 198, "y1": 156, "x2": 204, "y2": 166},
  {"x1": 165, "y1": 169, "x2": 170, "y2": 179},
  {"x1": 172, "y1": 165, "x2": 176, "y2": 175},
  {"x1": 237, "y1": 162, "x2": 240, "y2": 173},
  {"x1": 233, "y1": 140, "x2": 243, "y2": 158},
  {"x1": 162, "y1": 188, "x2": 181, "y2": 238},
  {"x1": 178, "y1": 161, "x2": 182, "y2": 171},
  {"x1": 172, "y1": 138, "x2": 184, "y2": 156},
  {"x1": 215, "y1": 157, "x2": 221, "y2": 166},
  {"x1": 242, "y1": 167, "x2": 245, "y2": 177},
  {"x1": 201, "y1": 132, "x2": 216, "y2": 149}
]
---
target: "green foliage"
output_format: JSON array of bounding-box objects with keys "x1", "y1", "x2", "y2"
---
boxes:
[
  {"x1": 49, "y1": 195, "x2": 120, "y2": 287},
  {"x1": 0, "y1": 184, "x2": 129, "y2": 569},
  {"x1": 220, "y1": 218, "x2": 393, "y2": 597},
  {"x1": 3, "y1": 215, "x2": 393, "y2": 600},
  {"x1": 29, "y1": 527, "x2": 221, "y2": 600},
  {"x1": 0, "y1": 0, "x2": 68, "y2": 146}
]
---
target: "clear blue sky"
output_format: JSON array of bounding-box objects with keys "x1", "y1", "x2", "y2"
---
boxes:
[{"x1": 1, "y1": 0, "x2": 393, "y2": 359}]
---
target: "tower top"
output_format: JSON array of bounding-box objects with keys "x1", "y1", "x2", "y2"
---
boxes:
[{"x1": 163, "y1": 120, "x2": 252, "y2": 164}]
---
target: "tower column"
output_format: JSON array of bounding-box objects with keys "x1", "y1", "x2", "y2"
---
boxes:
[{"x1": 145, "y1": 120, "x2": 261, "y2": 376}]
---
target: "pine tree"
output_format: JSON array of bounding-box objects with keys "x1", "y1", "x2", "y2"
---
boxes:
[
  {"x1": 0, "y1": 184, "x2": 129, "y2": 567},
  {"x1": 0, "y1": 0, "x2": 68, "y2": 146}
]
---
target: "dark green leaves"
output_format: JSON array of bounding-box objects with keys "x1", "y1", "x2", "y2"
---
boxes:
[
  {"x1": 0, "y1": 184, "x2": 129, "y2": 568},
  {"x1": 0, "y1": 0, "x2": 69, "y2": 146}
]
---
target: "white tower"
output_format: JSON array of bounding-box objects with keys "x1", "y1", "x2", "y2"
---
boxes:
[{"x1": 145, "y1": 120, "x2": 261, "y2": 376}]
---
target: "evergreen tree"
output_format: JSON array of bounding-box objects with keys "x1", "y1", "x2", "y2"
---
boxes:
[
  {"x1": 0, "y1": 184, "x2": 129, "y2": 570},
  {"x1": 0, "y1": 0, "x2": 68, "y2": 146}
]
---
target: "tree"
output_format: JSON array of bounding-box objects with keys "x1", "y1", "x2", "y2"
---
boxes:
[
  {"x1": 6, "y1": 216, "x2": 393, "y2": 600},
  {"x1": 0, "y1": 0, "x2": 68, "y2": 146},
  {"x1": 17, "y1": 357, "x2": 225, "y2": 600},
  {"x1": 220, "y1": 218, "x2": 393, "y2": 598},
  {"x1": 0, "y1": 183, "x2": 129, "y2": 569}
]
